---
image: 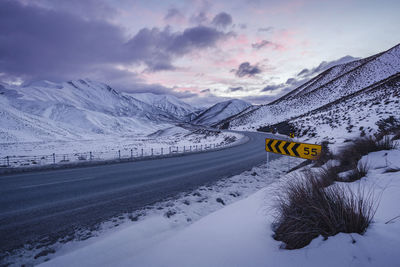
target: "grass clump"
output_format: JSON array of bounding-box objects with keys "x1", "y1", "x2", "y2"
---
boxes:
[
  {"x1": 337, "y1": 136, "x2": 397, "y2": 170},
  {"x1": 273, "y1": 172, "x2": 376, "y2": 249}
]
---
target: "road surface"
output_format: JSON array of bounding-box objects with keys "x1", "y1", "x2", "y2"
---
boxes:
[{"x1": 0, "y1": 131, "x2": 280, "y2": 254}]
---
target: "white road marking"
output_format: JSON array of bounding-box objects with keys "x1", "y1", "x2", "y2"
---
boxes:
[{"x1": 20, "y1": 176, "x2": 96, "y2": 189}]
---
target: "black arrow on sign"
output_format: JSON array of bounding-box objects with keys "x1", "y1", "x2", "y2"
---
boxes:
[
  {"x1": 291, "y1": 143, "x2": 300, "y2": 157},
  {"x1": 283, "y1": 142, "x2": 290, "y2": 155},
  {"x1": 275, "y1": 140, "x2": 282, "y2": 154},
  {"x1": 267, "y1": 139, "x2": 274, "y2": 152}
]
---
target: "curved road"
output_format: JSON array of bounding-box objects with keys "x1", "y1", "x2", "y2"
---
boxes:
[{"x1": 0, "y1": 131, "x2": 279, "y2": 254}]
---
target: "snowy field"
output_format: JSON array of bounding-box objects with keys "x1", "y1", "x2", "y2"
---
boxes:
[
  {"x1": 0, "y1": 127, "x2": 243, "y2": 168},
  {"x1": 36, "y1": 146, "x2": 400, "y2": 267}
]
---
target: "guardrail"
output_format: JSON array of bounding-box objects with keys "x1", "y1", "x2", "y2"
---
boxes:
[{"x1": 0, "y1": 143, "x2": 221, "y2": 168}]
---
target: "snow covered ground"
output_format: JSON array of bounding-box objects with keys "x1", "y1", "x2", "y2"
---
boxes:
[
  {"x1": 0, "y1": 127, "x2": 243, "y2": 168},
  {"x1": 37, "y1": 146, "x2": 400, "y2": 267}
]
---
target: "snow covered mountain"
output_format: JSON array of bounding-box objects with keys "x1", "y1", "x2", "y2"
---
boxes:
[
  {"x1": 192, "y1": 99, "x2": 251, "y2": 126},
  {"x1": 217, "y1": 43, "x2": 400, "y2": 139},
  {"x1": 0, "y1": 79, "x2": 187, "y2": 142},
  {"x1": 125, "y1": 92, "x2": 201, "y2": 121}
]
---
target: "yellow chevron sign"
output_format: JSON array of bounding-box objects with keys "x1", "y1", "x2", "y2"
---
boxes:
[{"x1": 265, "y1": 138, "x2": 322, "y2": 160}]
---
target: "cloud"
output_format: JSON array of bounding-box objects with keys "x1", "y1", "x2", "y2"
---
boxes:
[
  {"x1": 164, "y1": 8, "x2": 185, "y2": 22},
  {"x1": 0, "y1": 0, "x2": 125, "y2": 81},
  {"x1": 251, "y1": 40, "x2": 272, "y2": 49},
  {"x1": 234, "y1": 62, "x2": 262, "y2": 77},
  {"x1": 200, "y1": 88, "x2": 211, "y2": 93},
  {"x1": 261, "y1": 84, "x2": 283, "y2": 92},
  {"x1": 211, "y1": 12, "x2": 233, "y2": 28},
  {"x1": 252, "y1": 55, "x2": 360, "y2": 104},
  {"x1": 28, "y1": 0, "x2": 118, "y2": 20},
  {"x1": 0, "y1": 0, "x2": 231, "y2": 83},
  {"x1": 184, "y1": 93, "x2": 231, "y2": 107},
  {"x1": 190, "y1": 11, "x2": 208, "y2": 25},
  {"x1": 229, "y1": 86, "x2": 244, "y2": 92},
  {"x1": 251, "y1": 39, "x2": 283, "y2": 50},
  {"x1": 297, "y1": 55, "x2": 359, "y2": 78},
  {"x1": 258, "y1": 27, "x2": 273, "y2": 32}
]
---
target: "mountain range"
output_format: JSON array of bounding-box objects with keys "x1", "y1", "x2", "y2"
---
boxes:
[
  {"x1": 0, "y1": 79, "x2": 250, "y2": 143},
  {"x1": 1, "y1": 43, "x2": 399, "y2": 144},
  {"x1": 216, "y1": 43, "x2": 400, "y2": 142}
]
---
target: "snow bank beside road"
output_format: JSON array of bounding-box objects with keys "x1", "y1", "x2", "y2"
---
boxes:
[{"x1": 39, "y1": 148, "x2": 400, "y2": 267}]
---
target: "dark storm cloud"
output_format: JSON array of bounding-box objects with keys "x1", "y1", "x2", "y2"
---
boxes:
[
  {"x1": 201, "y1": 88, "x2": 211, "y2": 93},
  {"x1": 126, "y1": 26, "x2": 230, "y2": 71},
  {"x1": 0, "y1": 1, "x2": 230, "y2": 81},
  {"x1": 211, "y1": 12, "x2": 233, "y2": 28},
  {"x1": 234, "y1": 62, "x2": 262, "y2": 77},
  {"x1": 169, "y1": 26, "x2": 228, "y2": 54}
]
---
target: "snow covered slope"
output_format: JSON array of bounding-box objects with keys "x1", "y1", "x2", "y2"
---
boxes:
[
  {"x1": 125, "y1": 92, "x2": 200, "y2": 121},
  {"x1": 192, "y1": 99, "x2": 251, "y2": 126},
  {"x1": 0, "y1": 79, "x2": 179, "y2": 142},
  {"x1": 287, "y1": 72, "x2": 400, "y2": 143},
  {"x1": 218, "y1": 43, "x2": 400, "y2": 131}
]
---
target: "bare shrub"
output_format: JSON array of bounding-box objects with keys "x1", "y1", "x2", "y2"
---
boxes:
[
  {"x1": 317, "y1": 166, "x2": 339, "y2": 187},
  {"x1": 376, "y1": 116, "x2": 400, "y2": 139},
  {"x1": 273, "y1": 173, "x2": 376, "y2": 249},
  {"x1": 392, "y1": 131, "x2": 400, "y2": 140},
  {"x1": 313, "y1": 141, "x2": 333, "y2": 167},
  {"x1": 339, "y1": 160, "x2": 370, "y2": 182},
  {"x1": 337, "y1": 136, "x2": 397, "y2": 169}
]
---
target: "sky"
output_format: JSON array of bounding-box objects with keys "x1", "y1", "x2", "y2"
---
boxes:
[{"x1": 0, "y1": 0, "x2": 399, "y2": 106}]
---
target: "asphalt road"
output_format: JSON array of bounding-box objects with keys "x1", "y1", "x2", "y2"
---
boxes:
[{"x1": 0, "y1": 131, "x2": 280, "y2": 255}]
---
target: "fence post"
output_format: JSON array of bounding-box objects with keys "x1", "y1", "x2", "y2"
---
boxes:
[
  {"x1": 200, "y1": 145, "x2": 202, "y2": 150},
  {"x1": 151, "y1": 148, "x2": 153, "y2": 156},
  {"x1": 196, "y1": 145, "x2": 198, "y2": 151},
  {"x1": 90, "y1": 151, "x2": 92, "y2": 160},
  {"x1": 52, "y1": 153, "x2": 55, "y2": 164},
  {"x1": 141, "y1": 148, "x2": 143, "y2": 157},
  {"x1": 169, "y1": 147, "x2": 171, "y2": 154},
  {"x1": 6, "y1": 156, "x2": 9, "y2": 167},
  {"x1": 161, "y1": 148, "x2": 163, "y2": 155},
  {"x1": 184, "y1": 146, "x2": 185, "y2": 152},
  {"x1": 190, "y1": 145, "x2": 192, "y2": 151},
  {"x1": 131, "y1": 149, "x2": 133, "y2": 159},
  {"x1": 118, "y1": 150, "x2": 121, "y2": 160}
]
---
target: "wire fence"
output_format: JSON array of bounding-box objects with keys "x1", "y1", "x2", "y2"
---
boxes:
[{"x1": 0, "y1": 143, "x2": 222, "y2": 168}]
